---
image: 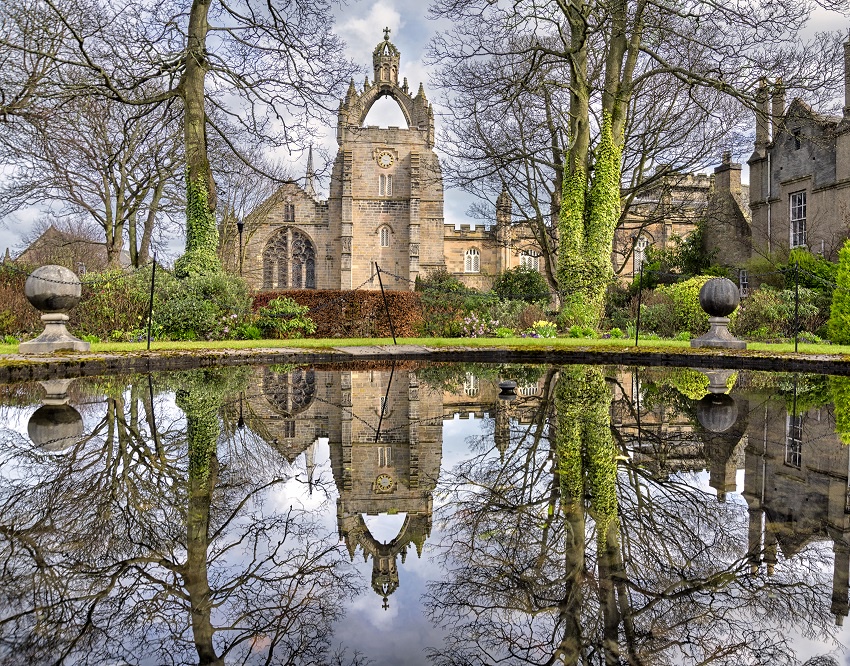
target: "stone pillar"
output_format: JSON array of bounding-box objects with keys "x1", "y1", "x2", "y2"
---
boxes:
[
  {"x1": 771, "y1": 79, "x2": 785, "y2": 140},
  {"x1": 340, "y1": 151, "x2": 353, "y2": 289},
  {"x1": 408, "y1": 371, "x2": 419, "y2": 489},
  {"x1": 844, "y1": 41, "x2": 850, "y2": 119},
  {"x1": 832, "y1": 539, "x2": 850, "y2": 625},
  {"x1": 341, "y1": 371, "x2": 353, "y2": 491}
]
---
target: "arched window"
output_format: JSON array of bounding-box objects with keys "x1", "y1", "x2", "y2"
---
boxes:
[
  {"x1": 520, "y1": 251, "x2": 540, "y2": 271},
  {"x1": 379, "y1": 226, "x2": 390, "y2": 248},
  {"x1": 262, "y1": 227, "x2": 316, "y2": 290},
  {"x1": 464, "y1": 373, "x2": 479, "y2": 397},
  {"x1": 379, "y1": 174, "x2": 393, "y2": 196},
  {"x1": 464, "y1": 248, "x2": 480, "y2": 273}
]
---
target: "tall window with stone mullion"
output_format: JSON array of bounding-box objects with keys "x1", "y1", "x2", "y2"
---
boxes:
[
  {"x1": 464, "y1": 248, "x2": 480, "y2": 273},
  {"x1": 790, "y1": 191, "x2": 807, "y2": 248}
]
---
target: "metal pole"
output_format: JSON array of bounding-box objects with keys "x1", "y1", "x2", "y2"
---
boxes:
[
  {"x1": 237, "y1": 220, "x2": 244, "y2": 277},
  {"x1": 147, "y1": 254, "x2": 157, "y2": 350},
  {"x1": 635, "y1": 265, "x2": 643, "y2": 347},
  {"x1": 375, "y1": 263, "x2": 397, "y2": 345},
  {"x1": 794, "y1": 261, "x2": 799, "y2": 353}
]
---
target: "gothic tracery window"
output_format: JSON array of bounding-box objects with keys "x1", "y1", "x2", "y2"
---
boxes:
[
  {"x1": 263, "y1": 227, "x2": 316, "y2": 290},
  {"x1": 464, "y1": 248, "x2": 480, "y2": 273},
  {"x1": 263, "y1": 367, "x2": 316, "y2": 417}
]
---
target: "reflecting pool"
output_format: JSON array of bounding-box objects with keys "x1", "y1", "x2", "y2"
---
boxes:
[{"x1": 1, "y1": 362, "x2": 849, "y2": 665}]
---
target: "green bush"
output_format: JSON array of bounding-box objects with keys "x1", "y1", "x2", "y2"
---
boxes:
[
  {"x1": 416, "y1": 268, "x2": 473, "y2": 337},
  {"x1": 154, "y1": 272, "x2": 251, "y2": 340},
  {"x1": 733, "y1": 285, "x2": 822, "y2": 340},
  {"x1": 657, "y1": 276, "x2": 712, "y2": 335},
  {"x1": 256, "y1": 297, "x2": 317, "y2": 339},
  {"x1": 828, "y1": 240, "x2": 850, "y2": 344},
  {"x1": 492, "y1": 266, "x2": 550, "y2": 303}
]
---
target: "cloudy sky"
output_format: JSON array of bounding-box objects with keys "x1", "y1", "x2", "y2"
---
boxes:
[{"x1": 1, "y1": 1, "x2": 848, "y2": 261}]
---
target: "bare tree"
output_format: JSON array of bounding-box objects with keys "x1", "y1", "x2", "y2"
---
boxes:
[
  {"x1": 428, "y1": 0, "x2": 848, "y2": 323},
  {"x1": 0, "y1": 95, "x2": 183, "y2": 267},
  {"x1": 0, "y1": 0, "x2": 357, "y2": 277}
]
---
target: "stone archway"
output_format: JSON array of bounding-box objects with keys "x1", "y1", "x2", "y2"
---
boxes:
[{"x1": 262, "y1": 227, "x2": 316, "y2": 290}]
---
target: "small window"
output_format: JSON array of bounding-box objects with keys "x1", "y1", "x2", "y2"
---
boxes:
[
  {"x1": 738, "y1": 269, "x2": 749, "y2": 298},
  {"x1": 379, "y1": 227, "x2": 390, "y2": 247},
  {"x1": 464, "y1": 373, "x2": 479, "y2": 397},
  {"x1": 633, "y1": 236, "x2": 650, "y2": 276},
  {"x1": 785, "y1": 414, "x2": 802, "y2": 468},
  {"x1": 379, "y1": 174, "x2": 393, "y2": 196},
  {"x1": 378, "y1": 446, "x2": 392, "y2": 467},
  {"x1": 380, "y1": 396, "x2": 387, "y2": 414},
  {"x1": 790, "y1": 191, "x2": 806, "y2": 248},
  {"x1": 283, "y1": 203, "x2": 295, "y2": 222},
  {"x1": 464, "y1": 248, "x2": 480, "y2": 273},
  {"x1": 520, "y1": 251, "x2": 540, "y2": 271}
]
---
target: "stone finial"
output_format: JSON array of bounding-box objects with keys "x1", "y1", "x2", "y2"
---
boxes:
[
  {"x1": 28, "y1": 379, "x2": 83, "y2": 453},
  {"x1": 19, "y1": 265, "x2": 90, "y2": 354},
  {"x1": 690, "y1": 277, "x2": 746, "y2": 349},
  {"x1": 305, "y1": 145, "x2": 317, "y2": 199},
  {"x1": 2, "y1": 247, "x2": 9, "y2": 263}
]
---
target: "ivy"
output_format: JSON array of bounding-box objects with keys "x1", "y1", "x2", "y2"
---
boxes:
[
  {"x1": 175, "y1": 172, "x2": 222, "y2": 279},
  {"x1": 555, "y1": 366, "x2": 619, "y2": 543},
  {"x1": 828, "y1": 239, "x2": 850, "y2": 344},
  {"x1": 558, "y1": 112, "x2": 623, "y2": 329}
]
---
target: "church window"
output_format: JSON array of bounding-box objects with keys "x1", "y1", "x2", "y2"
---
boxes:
[
  {"x1": 785, "y1": 413, "x2": 803, "y2": 468},
  {"x1": 519, "y1": 251, "x2": 540, "y2": 271},
  {"x1": 379, "y1": 174, "x2": 393, "y2": 196},
  {"x1": 633, "y1": 236, "x2": 650, "y2": 276},
  {"x1": 283, "y1": 203, "x2": 295, "y2": 222},
  {"x1": 263, "y1": 367, "x2": 316, "y2": 417},
  {"x1": 378, "y1": 446, "x2": 392, "y2": 467},
  {"x1": 464, "y1": 372, "x2": 479, "y2": 397},
  {"x1": 379, "y1": 226, "x2": 390, "y2": 247},
  {"x1": 738, "y1": 269, "x2": 749, "y2": 298},
  {"x1": 464, "y1": 248, "x2": 480, "y2": 273},
  {"x1": 262, "y1": 227, "x2": 316, "y2": 290},
  {"x1": 790, "y1": 191, "x2": 806, "y2": 248}
]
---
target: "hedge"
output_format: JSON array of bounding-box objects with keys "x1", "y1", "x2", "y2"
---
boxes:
[{"x1": 252, "y1": 289, "x2": 423, "y2": 338}]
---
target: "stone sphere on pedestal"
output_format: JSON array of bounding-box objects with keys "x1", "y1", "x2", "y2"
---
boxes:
[
  {"x1": 19, "y1": 265, "x2": 90, "y2": 354},
  {"x1": 699, "y1": 278, "x2": 740, "y2": 318},
  {"x1": 24, "y1": 265, "x2": 82, "y2": 313}
]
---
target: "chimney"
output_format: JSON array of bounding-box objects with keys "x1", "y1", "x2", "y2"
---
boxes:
[
  {"x1": 714, "y1": 151, "x2": 742, "y2": 198},
  {"x1": 755, "y1": 79, "x2": 770, "y2": 148},
  {"x1": 772, "y1": 78, "x2": 785, "y2": 139},
  {"x1": 844, "y1": 41, "x2": 850, "y2": 118}
]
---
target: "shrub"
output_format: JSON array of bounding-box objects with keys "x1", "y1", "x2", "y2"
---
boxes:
[
  {"x1": 460, "y1": 312, "x2": 497, "y2": 338},
  {"x1": 416, "y1": 268, "x2": 473, "y2": 337},
  {"x1": 608, "y1": 327, "x2": 624, "y2": 339},
  {"x1": 525, "y1": 320, "x2": 557, "y2": 338},
  {"x1": 492, "y1": 266, "x2": 550, "y2": 303},
  {"x1": 568, "y1": 325, "x2": 596, "y2": 338},
  {"x1": 517, "y1": 303, "x2": 547, "y2": 332},
  {"x1": 733, "y1": 285, "x2": 822, "y2": 340},
  {"x1": 154, "y1": 272, "x2": 251, "y2": 340},
  {"x1": 657, "y1": 275, "x2": 713, "y2": 335},
  {"x1": 495, "y1": 326, "x2": 514, "y2": 338},
  {"x1": 256, "y1": 297, "x2": 316, "y2": 339},
  {"x1": 829, "y1": 240, "x2": 850, "y2": 344}
]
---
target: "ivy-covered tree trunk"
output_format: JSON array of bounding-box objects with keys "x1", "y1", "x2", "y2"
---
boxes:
[
  {"x1": 174, "y1": 0, "x2": 222, "y2": 279},
  {"x1": 558, "y1": 113, "x2": 624, "y2": 328}
]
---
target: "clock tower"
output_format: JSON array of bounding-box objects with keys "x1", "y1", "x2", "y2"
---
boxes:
[{"x1": 328, "y1": 30, "x2": 445, "y2": 290}]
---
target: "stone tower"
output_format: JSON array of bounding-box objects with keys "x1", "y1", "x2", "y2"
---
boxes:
[{"x1": 328, "y1": 30, "x2": 445, "y2": 290}]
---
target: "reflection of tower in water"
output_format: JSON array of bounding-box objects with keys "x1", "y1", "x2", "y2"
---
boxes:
[{"x1": 329, "y1": 368, "x2": 443, "y2": 609}]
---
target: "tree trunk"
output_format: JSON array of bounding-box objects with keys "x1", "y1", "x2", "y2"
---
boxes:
[{"x1": 175, "y1": 0, "x2": 222, "y2": 278}]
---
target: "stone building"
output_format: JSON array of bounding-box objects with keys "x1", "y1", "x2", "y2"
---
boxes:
[
  {"x1": 234, "y1": 30, "x2": 445, "y2": 292},
  {"x1": 748, "y1": 42, "x2": 850, "y2": 261}
]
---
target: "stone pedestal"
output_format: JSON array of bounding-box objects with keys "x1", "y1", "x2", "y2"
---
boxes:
[
  {"x1": 20, "y1": 313, "x2": 90, "y2": 353},
  {"x1": 18, "y1": 265, "x2": 90, "y2": 354},
  {"x1": 28, "y1": 379, "x2": 83, "y2": 453},
  {"x1": 691, "y1": 316, "x2": 747, "y2": 350}
]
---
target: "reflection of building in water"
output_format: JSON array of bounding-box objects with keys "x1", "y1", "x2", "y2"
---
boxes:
[
  {"x1": 244, "y1": 365, "x2": 444, "y2": 607},
  {"x1": 743, "y1": 397, "x2": 850, "y2": 626},
  {"x1": 610, "y1": 369, "x2": 748, "y2": 497}
]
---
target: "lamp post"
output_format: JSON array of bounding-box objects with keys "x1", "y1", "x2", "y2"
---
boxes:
[{"x1": 236, "y1": 218, "x2": 244, "y2": 276}]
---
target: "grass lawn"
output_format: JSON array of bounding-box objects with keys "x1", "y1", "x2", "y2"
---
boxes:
[{"x1": 1, "y1": 335, "x2": 848, "y2": 357}]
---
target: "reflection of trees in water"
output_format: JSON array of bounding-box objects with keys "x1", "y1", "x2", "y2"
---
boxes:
[
  {"x1": 426, "y1": 365, "x2": 838, "y2": 666},
  {"x1": 0, "y1": 368, "x2": 360, "y2": 665}
]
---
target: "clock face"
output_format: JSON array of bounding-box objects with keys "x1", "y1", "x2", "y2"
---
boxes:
[
  {"x1": 375, "y1": 473, "x2": 394, "y2": 492},
  {"x1": 377, "y1": 151, "x2": 394, "y2": 168}
]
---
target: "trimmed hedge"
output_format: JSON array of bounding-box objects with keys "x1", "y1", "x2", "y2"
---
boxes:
[{"x1": 252, "y1": 289, "x2": 423, "y2": 338}]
